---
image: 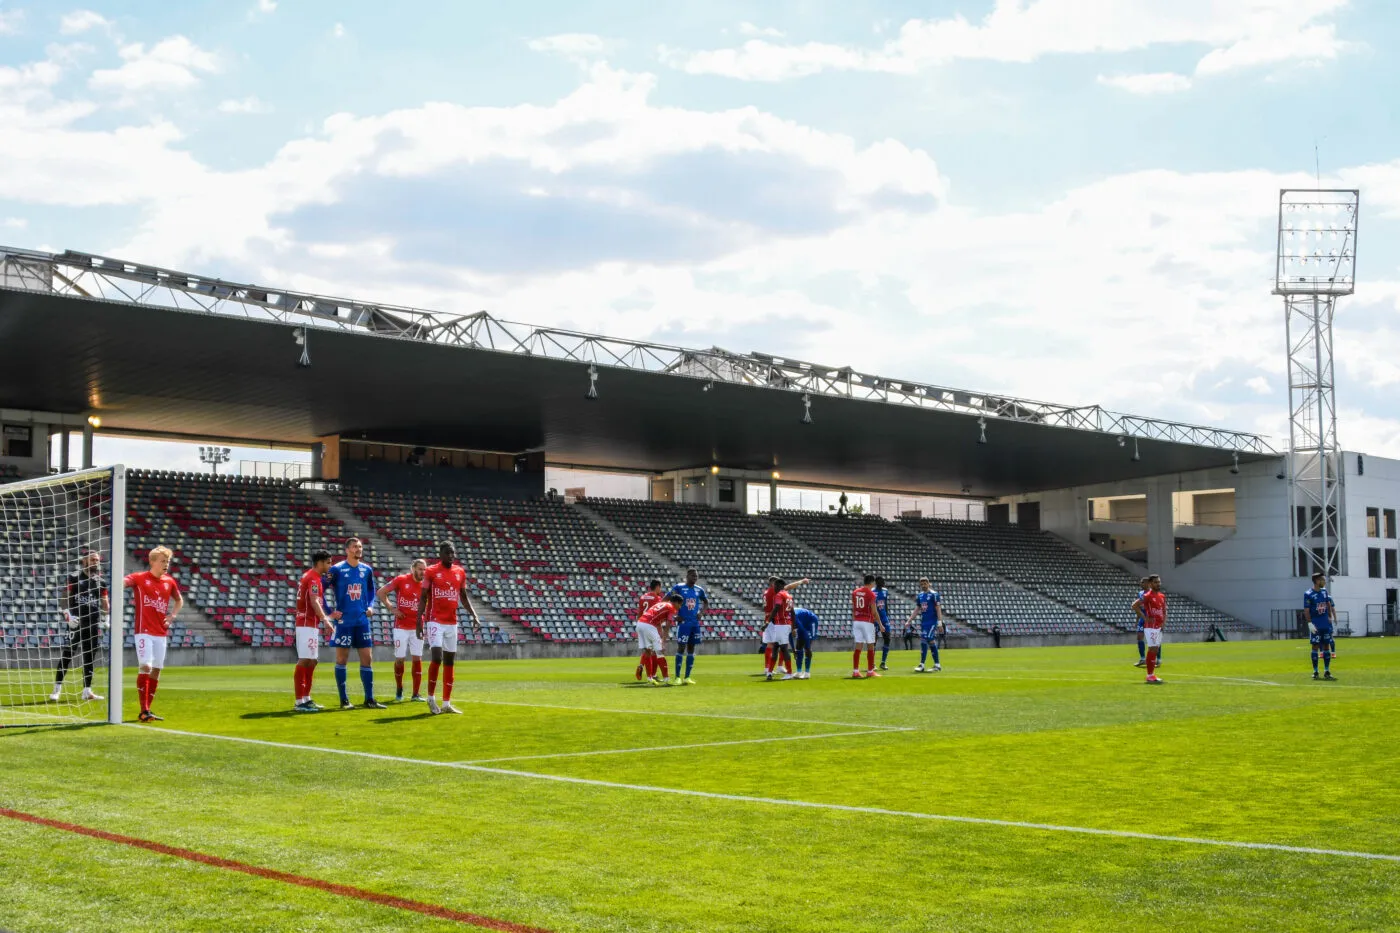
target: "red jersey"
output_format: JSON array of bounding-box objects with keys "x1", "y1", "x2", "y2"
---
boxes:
[
  {"x1": 1141, "y1": 590, "x2": 1166, "y2": 630},
  {"x1": 389, "y1": 573, "x2": 423, "y2": 630},
  {"x1": 423, "y1": 561, "x2": 468, "y2": 624},
  {"x1": 639, "y1": 600, "x2": 678, "y2": 629},
  {"x1": 852, "y1": 586, "x2": 876, "y2": 622},
  {"x1": 637, "y1": 590, "x2": 663, "y2": 620},
  {"x1": 770, "y1": 589, "x2": 795, "y2": 626},
  {"x1": 295, "y1": 568, "x2": 325, "y2": 627},
  {"x1": 126, "y1": 571, "x2": 180, "y2": 637},
  {"x1": 762, "y1": 585, "x2": 777, "y2": 616}
]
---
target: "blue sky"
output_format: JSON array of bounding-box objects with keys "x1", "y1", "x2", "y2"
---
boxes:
[{"x1": 2, "y1": 0, "x2": 1399, "y2": 473}]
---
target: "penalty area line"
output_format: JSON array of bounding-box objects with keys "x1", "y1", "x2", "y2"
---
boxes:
[
  {"x1": 0, "y1": 807, "x2": 550, "y2": 932},
  {"x1": 133, "y1": 726, "x2": 1400, "y2": 864},
  {"x1": 458, "y1": 727, "x2": 909, "y2": 764}
]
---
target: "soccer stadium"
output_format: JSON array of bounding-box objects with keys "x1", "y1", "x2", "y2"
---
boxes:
[{"x1": 3, "y1": 6, "x2": 1400, "y2": 931}]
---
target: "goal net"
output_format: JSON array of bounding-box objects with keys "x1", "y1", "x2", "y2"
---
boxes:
[{"x1": 0, "y1": 465, "x2": 125, "y2": 727}]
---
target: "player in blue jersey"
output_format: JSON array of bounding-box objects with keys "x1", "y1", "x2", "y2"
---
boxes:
[
  {"x1": 905, "y1": 577, "x2": 943, "y2": 672},
  {"x1": 1133, "y1": 577, "x2": 1149, "y2": 667},
  {"x1": 669, "y1": 568, "x2": 708, "y2": 685},
  {"x1": 1304, "y1": 573, "x2": 1337, "y2": 680},
  {"x1": 873, "y1": 576, "x2": 893, "y2": 671},
  {"x1": 325, "y1": 537, "x2": 387, "y2": 709},
  {"x1": 793, "y1": 606, "x2": 819, "y2": 679}
]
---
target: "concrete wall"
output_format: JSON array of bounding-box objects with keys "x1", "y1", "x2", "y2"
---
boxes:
[{"x1": 1336, "y1": 451, "x2": 1400, "y2": 633}]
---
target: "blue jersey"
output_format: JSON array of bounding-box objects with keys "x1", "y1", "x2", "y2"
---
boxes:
[
  {"x1": 873, "y1": 587, "x2": 890, "y2": 625},
  {"x1": 326, "y1": 560, "x2": 377, "y2": 624},
  {"x1": 1304, "y1": 588, "x2": 1333, "y2": 627},
  {"x1": 916, "y1": 590, "x2": 941, "y2": 626},
  {"x1": 670, "y1": 583, "x2": 708, "y2": 624},
  {"x1": 794, "y1": 608, "x2": 819, "y2": 635},
  {"x1": 1135, "y1": 589, "x2": 1147, "y2": 629}
]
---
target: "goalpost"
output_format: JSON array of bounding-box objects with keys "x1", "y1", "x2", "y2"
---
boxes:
[{"x1": 0, "y1": 465, "x2": 125, "y2": 728}]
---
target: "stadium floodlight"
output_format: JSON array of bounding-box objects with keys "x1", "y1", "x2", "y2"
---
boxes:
[
  {"x1": 0, "y1": 466, "x2": 125, "y2": 727},
  {"x1": 199, "y1": 446, "x2": 232, "y2": 474},
  {"x1": 86, "y1": 415, "x2": 101, "y2": 428},
  {"x1": 1230, "y1": 452, "x2": 1241, "y2": 476},
  {"x1": 585, "y1": 365, "x2": 599, "y2": 400},
  {"x1": 977, "y1": 417, "x2": 987, "y2": 445},
  {"x1": 294, "y1": 326, "x2": 311, "y2": 368},
  {"x1": 801, "y1": 393, "x2": 813, "y2": 425},
  {"x1": 1132, "y1": 438, "x2": 1141, "y2": 463},
  {"x1": 1275, "y1": 188, "x2": 1359, "y2": 579}
]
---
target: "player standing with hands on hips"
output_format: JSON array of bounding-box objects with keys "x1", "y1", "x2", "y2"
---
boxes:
[
  {"x1": 125, "y1": 546, "x2": 182, "y2": 722},
  {"x1": 418, "y1": 542, "x2": 482, "y2": 715}
]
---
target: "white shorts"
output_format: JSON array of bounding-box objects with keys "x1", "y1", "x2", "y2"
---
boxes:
[
  {"x1": 635, "y1": 621, "x2": 662, "y2": 653},
  {"x1": 135, "y1": 634, "x2": 168, "y2": 669},
  {"x1": 392, "y1": 628, "x2": 424, "y2": 659},
  {"x1": 295, "y1": 626, "x2": 320, "y2": 661},
  {"x1": 762, "y1": 623, "x2": 792, "y2": 645},
  {"x1": 851, "y1": 620, "x2": 877, "y2": 643},
  {"x1": 1144, "y1": 628, "x2": 1163, "y2": 649},
  {"x1": 426, "y1": 621, "x2": 459, "y2": 653}
]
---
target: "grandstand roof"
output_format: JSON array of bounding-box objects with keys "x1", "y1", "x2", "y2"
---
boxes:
[{"x1": 0, "y1": 246, "x2": 1278, "y2": 496}]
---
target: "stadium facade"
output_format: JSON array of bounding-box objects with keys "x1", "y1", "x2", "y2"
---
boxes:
[{"x1": 2, "y1": 245, "x2": 1397, "y2": 637}]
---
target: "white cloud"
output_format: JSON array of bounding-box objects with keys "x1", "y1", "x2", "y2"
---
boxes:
[
  {"x1": 0, "y1": 7, "x2": 23, "y2": 34},
  {"x1": 58, "y1": 9, "x2": 110, "y2": 35},
  {"x1": 529, "y1": 33, "x2": 607, "y2": 57},
  {"x1": 254, "y1": 0, "x2": 276, "y2": 13},
  {"x1": 1, "y1": 216, "x2": 27, "y2": 229},
  {"x1": 1097, "y1": 72, "x2": 1192, "y2": 94},
  {"x1": 1246, "y1": 376, "x2": 1272, "y2": 395},
  {"x1": 218, "y1": 95, "x2": 271, "y2": 114},
  {"x1": 89, "y1": 35, "x2": 218, "y2": 98},
  {"x1": 738, "y1": 22, "x2": 784, "y2": 39},
  {"x1": 331, "y1": 22, "x2": 345, "y2": 39},
  {"x1": 662, "y1": 0, "x2": 1352, "y2": 82}
]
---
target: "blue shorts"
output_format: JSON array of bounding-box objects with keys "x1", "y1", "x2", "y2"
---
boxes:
[
  {"x1": 1310, "y1": 624, "x2": 1334, "y2": 647},
  {"x1": 794, "y1": 627, "x2": 817, "y2": 647},
  {"x1": 920, "y1": 623, "x2": 940, "y2": 641},
  {"x1": 330, "y1": 621, "x2": 373, "y2": 650},
  {"x1": 675, "y1": 621, "x2": 703, "y2": 647}
]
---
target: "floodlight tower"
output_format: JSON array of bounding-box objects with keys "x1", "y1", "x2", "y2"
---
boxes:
[{"x1": 1274, "y1": 188, "x2": 1359, "y2": 579}]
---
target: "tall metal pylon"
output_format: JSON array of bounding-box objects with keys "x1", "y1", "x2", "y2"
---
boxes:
[{"x1": 1274, "y1": 189, "x2": 1359, "y2": 579}]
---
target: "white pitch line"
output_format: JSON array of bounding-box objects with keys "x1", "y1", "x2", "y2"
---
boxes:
[
  {"x1": 458, "y1": 728, "x2": 908, "y2": 764},
  {"x1": 131, "y1": 725, "x2": 1400, "y2": 864}
]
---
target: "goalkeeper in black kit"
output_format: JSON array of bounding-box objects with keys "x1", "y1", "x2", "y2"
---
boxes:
[{"x1": 50, "y1": 549, "x2": 109, "y2": 703}]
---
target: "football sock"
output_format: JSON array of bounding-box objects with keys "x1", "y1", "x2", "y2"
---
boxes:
[
  {"x1": 685, "y1": 654, "x2": 695, "y2": 678},
  {"x1": 657, "y1": 656, "x2": 669, "y2": 678},
  {"x1": 147, "y1": 672, "x2": 159, "y2": 707},
  {"x1": 852, "y1": 649, "x2": 861, "y2": 670},
  {"x1": 782, "y1": 652, "x2": 793, "y2": 674},
  {"x1": 1322, "y1": 650, "x2": 1332, "y2": 672},
  {"x1": 866, "y1": 647, "x2": 875, "y2": 671},
  {"x1": 427, "y1": 660, "x2": 440, "y2": 697},
  {"x1": 334, "y1": 664, "x2": 349, "y2": 704},
  {"x1": 394, "y1": 661, "x2": 404, "y2": 693},
  {"x1": 359, "y1": 666, "x2": 374, "y2": 703},
  {"x1": 136, "y1": 673, "x2": 149, "y2": 712},
  {"x1": 1311, "y1": 650, "x2": 1319, "y2": 673},
  {"x1": 303, "y1": 665, "x2": 315, "y2": 699},
  {"x1": 412, "y1": 659, "x2": 422, "y2": 694},
  {"x1": 919, "y1": 643, "x2": 928, "y2": 665},
  {"x1": 675, "y1": 653, "x2": 684, "y2": 678},
  {"x1": 1146, "y1": 649, "x2": 1156, "y2": 677},
  {"x1": 931, "y1": 642, "x2": 940, "y2": 665},
  {"x1": 804, "y1": 649, "x2": 813, "y2": 673},
  {"x1": 1157, "y1": 645, "x2": 1163, "y2": 661},
  {"x1": 880, "y1": 643, "x2": 890, "y2": 666},
  {"x1": 1138, "y1": 640, "x2": 1146, "y2": 660},
  {"x1": 764, "y1": 644, "x2": 775, "y2": 673},
  {"x1": 443, "y1": 663, "x2": 454, "y2": 702},
  {"x1": 294, "y1": 666, "x2": 305, "y2": 700}
]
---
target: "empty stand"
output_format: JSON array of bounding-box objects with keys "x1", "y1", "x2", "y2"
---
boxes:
[
  {"x1": 333, "y1": 488, "x2": 756, "y2": 643},
  {"x1": 901, "y1": 518, "x2": 1251, "y2": 634},
  {"x1": 764, "y1": 510, "x2": 1115, "y2": 636}
]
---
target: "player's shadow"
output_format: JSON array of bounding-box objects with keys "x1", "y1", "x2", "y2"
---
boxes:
[
  {"x1": 0, "y1": 721, "x2": 106, "y2": 738},
  {"x1": 369, "y1": 713, "x2": 434, "y2": 723},
  {"x1": 239, "y1": 707, "x2": 356, "y2": 720}
]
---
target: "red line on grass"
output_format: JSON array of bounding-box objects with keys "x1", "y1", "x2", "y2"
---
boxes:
[{"x1": 0, "y1": 807, "x2": 550, "y2": 932}]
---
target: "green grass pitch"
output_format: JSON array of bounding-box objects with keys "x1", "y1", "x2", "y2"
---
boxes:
[{"x1": 3, "y1": 639, "x2": 1399, "y2": 932}]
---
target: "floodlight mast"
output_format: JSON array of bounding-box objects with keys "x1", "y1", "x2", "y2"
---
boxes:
[{"x1": 1274, "y1": 188, "x2": 1358, "y2": 580}]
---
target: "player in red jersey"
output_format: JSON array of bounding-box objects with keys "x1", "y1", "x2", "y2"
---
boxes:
[
  {"x1": 292, "y1": 550, "x2": 336, "y2": 711},
  {"x1": 378, "y1": 559, "x2": 427, "y2": 702},
  {"x1": 851, "y1": 574, "x2": 879, "y2": 679},
  {"x1": 1133, "y1": 574, "x2": 1167, "y2": 684},
  {"x1": 124, "y1": 545, "x2": 183, "y2": 722},
  {"x1": 763, "y1": 579, "x2": 798, "y2": 681},
  {"x1": 636, "y1": 593, "x2": 682, "y2": 686},
  {"x1": 417, "y1": 542, "x2": 481, "y2": 715},
  {"x1": 760, "y1": 575, "x2": 810, "y2": 673},
  {"x1": 634, "y1": 580, "x2": 669, "y2": 683}
]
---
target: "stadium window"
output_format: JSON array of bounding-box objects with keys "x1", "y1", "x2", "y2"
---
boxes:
[
  {"x1": 718, "y1": 478, "x2": 735, "y2": 503},
  {"x1": 1386, "y1": 509, "x2": 1397, "y2": 538},
  {"x1": 1, "y1": 424, "x2": 32, "y2": 458},
  {"x1": 1368, "y1": 547, "x2": 1382, "y2": 579},
  {"x1": 1366, "y1": 507, "x2": 1380, "y2": 538},
  {"x1": 1386, "y1": 549, "x2": 1398, "y2": 580}
]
